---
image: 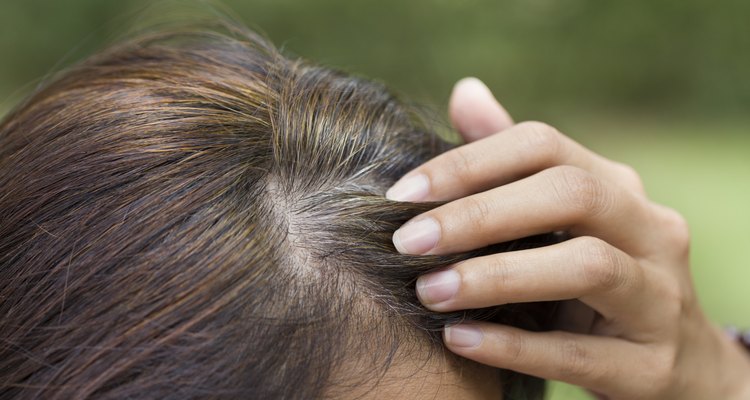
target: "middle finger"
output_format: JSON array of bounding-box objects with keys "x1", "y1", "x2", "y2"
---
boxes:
[
  {"x1": 415, "y1": 237, "x2": 660, "y2": 331},
  {"x1": 392, "y1": 165, "x2": 661, "y2": 257}
]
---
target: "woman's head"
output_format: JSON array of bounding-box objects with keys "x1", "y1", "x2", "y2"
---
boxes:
[{"x1": 0, "y1": 23, "x2": 554, "y2": 399}]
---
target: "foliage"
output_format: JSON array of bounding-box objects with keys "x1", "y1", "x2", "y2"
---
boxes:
[{"x1": 2, "y1": 0, "x2": 749, "y2": 119}]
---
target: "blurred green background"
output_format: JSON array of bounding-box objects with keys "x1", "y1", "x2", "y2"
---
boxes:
[{"x1": 1, "y1": 1, "x2": 748, "y2": 398}]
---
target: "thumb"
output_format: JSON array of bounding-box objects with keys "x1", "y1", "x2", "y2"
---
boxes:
[{"x1": 449, "y1": 77, "x2": 514, "y2": 142}]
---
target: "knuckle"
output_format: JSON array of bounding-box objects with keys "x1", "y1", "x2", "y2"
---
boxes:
[
  {"x1": 546, "y1": 166, "x2": 610, "y2": 216},
  {"x1": 516, "y1": 121, "x2": 564, "y2": 163},
  {"x1": 501, "y1": 328, "x2": 526, "y2": 365},
  {"x1": 658, "y1": 276, "x2": 690, "y2": 319},
  {"x1": 487, "y1": 256, "x2": 514, "y2": 292},
  {"x1": 459, "y1": 196, "x2": 495, "y2": 237},
  {"x1": 485, "y1": 256, "x2": 526, "y2": 301},
  {"x1": 614, "y1": 162, "x2": 646, "y2": 194},
  {"x1": 647, "y1": 346, "x2": 680, "y2": 395},
  {"x1": 557, "y1": 336, "x2": 599, "y2": 381},
  {"x1": 660, "y1": 207, "x2": 691, "y2": 256},
  {"x1": 575, "y1": 237, "x2": 627, "y2": 292},
  {"x1": 443, "y1": 146, "x2": 479, "y2": 181}
]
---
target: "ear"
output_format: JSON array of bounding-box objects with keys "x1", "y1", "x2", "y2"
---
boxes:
[{"x1": 448, "y1": 77, "x2": 514, "y2": 143}]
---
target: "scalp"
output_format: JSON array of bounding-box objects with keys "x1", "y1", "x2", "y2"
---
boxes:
[{"x1": 0, "y1": 22, "x2": 554, "y2": 400}]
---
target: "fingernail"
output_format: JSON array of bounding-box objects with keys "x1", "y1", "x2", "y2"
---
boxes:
[
  {"x1": 417, "y1": 269, "x2": 460, "y2": 305},
  {"x1": 386, "y1": 174, "x2": 430, "y2": 202},
  {"x1": 392, "y1": 217, "x2": 440, "y2": 254},
  {"x1": 445, "y1": 324, "x2": 483, "y2": 348},
  {"x1": 457, "y1": 77, "x2": 492, "y2": 97}
]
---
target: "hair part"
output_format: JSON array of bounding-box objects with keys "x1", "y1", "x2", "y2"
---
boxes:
[{"x1": 0, "y1": 22, "x2": 555, "y2": 399}]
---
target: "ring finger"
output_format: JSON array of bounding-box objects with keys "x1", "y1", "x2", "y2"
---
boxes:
[{"x1": 416, "y1": 237, "x2": 662, "y2": 332}]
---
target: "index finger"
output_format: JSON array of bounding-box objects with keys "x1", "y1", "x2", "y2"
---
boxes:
[
  {"x1": 392, "y1": 166, "x2": 662, "y2": 258},
  {"x1": 385, "y1": 121, "x2": 644, "y2": 202}
]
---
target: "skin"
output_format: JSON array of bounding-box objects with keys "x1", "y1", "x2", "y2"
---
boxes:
[
  {"x1": 325, "y1": 329, "x2": 504, "y2": 399},
  {"x1": 386, "y1": 77, "x2": 750, "y2": 399},
  {"x1": 333, "y1": 352, "x2": 504, "y2": 400}
]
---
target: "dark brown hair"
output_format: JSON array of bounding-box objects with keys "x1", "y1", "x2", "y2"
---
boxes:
[{"x1": 0, "y1": 23, "x2": 555, "y2": 399}]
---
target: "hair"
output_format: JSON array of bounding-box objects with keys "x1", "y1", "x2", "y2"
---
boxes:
[{"x1": 0, "y1": 22, "x2": 557, "y2": 400}]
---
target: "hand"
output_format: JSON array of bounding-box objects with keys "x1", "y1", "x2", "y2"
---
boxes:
[{"x1": 386, "y1": 78, "x2": 750, "y2": 399}]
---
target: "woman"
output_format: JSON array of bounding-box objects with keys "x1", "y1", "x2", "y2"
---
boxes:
[
  {"x1": 0, "y1": 23, "x2": 556, "y2": 399},
  {"x1": 1, "y1": 20, "x2": 748, "y2": 400}
]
